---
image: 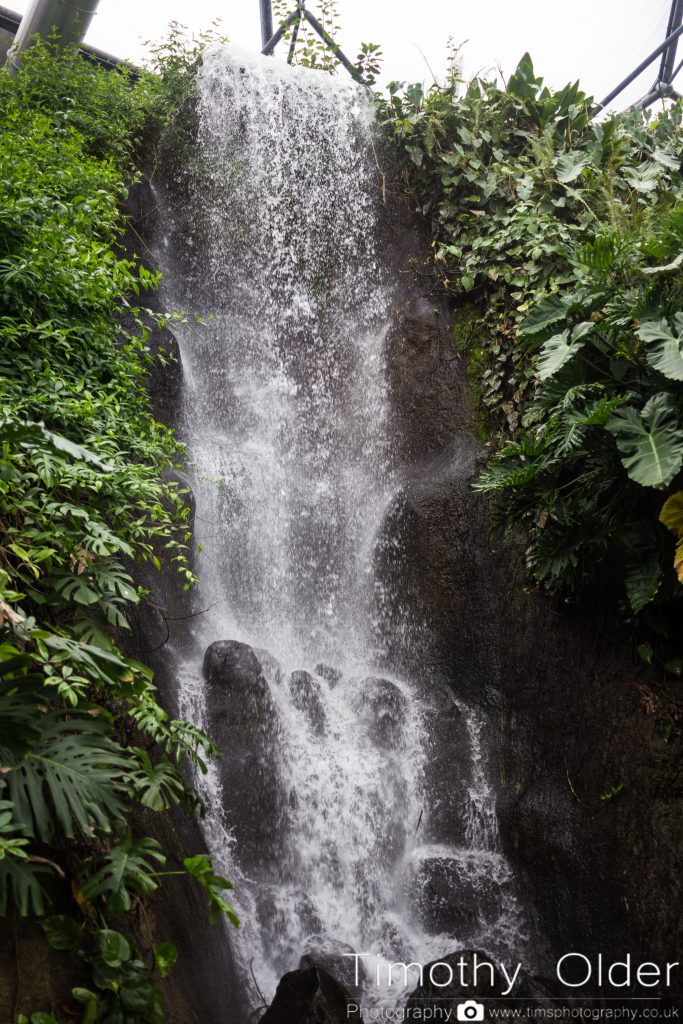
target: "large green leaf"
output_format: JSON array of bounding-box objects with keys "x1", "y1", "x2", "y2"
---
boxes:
[
  {"x1": 555, "y1": 152, "x2": 590, "y2": 184},
  {"x1": 536, "y1": 327, "x2": 587, "y2": 380},
  {"x1": 625, "y1": 545, "x2": 662, "y2": 613},
  {"x1": 0, "y1": 648, "x2": 44, "y2": 758},
  {"x1": 5, "y1": 712, "x2": 131, "y2": 842},
  {"x1": 80, "y1": 833, "x2": 165, "y2": 914},
  {"x1": 129, "y1": 748, "x2": 187, "y2": 812},
  {"x1": 606, "y1": 393, "x2": 683, "y2": 489},
  {"x1": 518, "y1": 294, "x2": 569, "y2": 336},
  {"x1": 638, "y1": 314, "x2": 683, "y2": 381},
  {"x1": 183, "y1": 854, "x2": 238, "y2": 926},
  {"x1": 0, "y1": 856, "x2": 50, "y2": 916}
]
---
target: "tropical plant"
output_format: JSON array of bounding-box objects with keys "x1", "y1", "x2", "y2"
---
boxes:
[
  {"x1": 0, "y1": 37, "x2": 237, "y2": 1021},
  {"x1": 381, "y1": 54, "x2": 683, "y2": 673}
]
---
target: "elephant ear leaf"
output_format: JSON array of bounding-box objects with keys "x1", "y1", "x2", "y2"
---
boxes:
[
  {"x1": 606, "y1": 393, "x2": 683, "y2": 489},
  {"x1": 659, "y1": 490, "x2": 683, "y2": 583},
  {"x1": 555, "y1": 151, "x2": 590, "y2": 183},
  {"x1": 638, "y1": 313, "x2": 683, "y2": 381}
]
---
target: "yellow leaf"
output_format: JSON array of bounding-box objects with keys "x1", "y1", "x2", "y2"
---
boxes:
[{"x1": 659, "y1": 491, "x2": 683, "y2": 583}]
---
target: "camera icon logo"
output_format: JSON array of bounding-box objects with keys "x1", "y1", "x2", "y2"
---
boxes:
[{"x1": 457, "y1": 1000, "x2": 485, "y2": 1022}]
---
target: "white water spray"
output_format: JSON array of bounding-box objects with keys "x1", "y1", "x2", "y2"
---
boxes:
[{"x1": 158, "y1": 44, "x2": 528, "y2": 1015}]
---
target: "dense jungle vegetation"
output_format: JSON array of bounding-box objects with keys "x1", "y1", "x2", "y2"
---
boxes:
[
  {"x1": 382, "y1": 54, "x2": 683, "y2": 683},
  {"x1": 0, "y1": 36, "x2": 236, "y2": 1024}
]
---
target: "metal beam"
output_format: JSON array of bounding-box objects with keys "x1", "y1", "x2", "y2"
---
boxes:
[
  {"x1": 659, "y1": 0, "x2": 683, "y2": 83},
  {"x1": 262, "y1": 2, "x2": 362, "y2": 81},
  {"x1": 0, "y1": 4, "x2": 20, "y2": 33},
  {"x1": 1, "y1": 2, "x2": 134, "y2": 74},
  {"x1": 259, "y1": 0, "x2": 273, "y2": 51},
  {"x1": 593, "y1": 20, "x2": 683, "y2": 113},
  {"x1": 300, "y1": 8, "x2": 362, "y2": 81},
  {"x1": 7, "y1": 0, "x2": 101, "y2": 72},
  {"x1": 262, "y1": 7, "x2": 305, "y2": 56}
]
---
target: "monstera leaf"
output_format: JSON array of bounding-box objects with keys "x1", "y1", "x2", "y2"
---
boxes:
[
  {"x1": 606, "y1": 393, "x2": 683, "y2": 489},
  {"x1": 0, "y1": 649, "x2": 45, "y2": 759},
  {"x1": 638, "y1": 314, "x2": 683, "y2": 381},
  {"x1": 0, "y1": 856, "x2": 50, "y2": 916},
  {"x1": 80, "y1": 833, "x2": 165, "y2": 914},
  {"x1": 659, "y1": 491, "x2": 683, "y2": 583},
  {"x1": 625, "y1": 544, "x2": 662, "y2": 613},
  {"x1": 5, "y1": 712, "x2": 130, "y2": 842}
]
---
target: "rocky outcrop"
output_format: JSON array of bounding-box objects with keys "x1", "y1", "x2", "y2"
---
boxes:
[
  {"x1": 203, "y1": 640, "x2": 286, "y2": 867},
  {"x1": 350, "y1": 676, "x2": 407, "y2": 749},
  {"x1": 258, "y1": 965, "x2": 354, "y2": 1024},
  {"x1": 406, "y1": 949, "x2": 505, "y2": 1012},
  {"x1": 289, "y1": 670, "x2": 327, "y2": 735},
  {"x1": 375, "y1": 190, "x2": 683, "y2": 996},
  {"x1": 299, "y1": 935, "x2": 359, "y2": 993},
  {"x1": 410, "y1": 852, "x2": 507, "y2": 936}
]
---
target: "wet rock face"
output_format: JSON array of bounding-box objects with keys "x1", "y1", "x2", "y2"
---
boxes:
[
  {"x1": 299, "y1": 936, "x2": 359, "y2": 994},
  {"x1": 289, "y1": 670, "x2": 326, "y2": 735},
  {"x1": 351, "y1": 676, "x2": 408, "y2": 749},
  {"x1": 315, "y1": 662, "x2": 343, "y2": 686},
  {"x1": 411, "y1": 853, "x2": 506, "y2": 936},
  {"x1": 258, "y1": 966, "x2": 354, "y2": 1024},
  {"x1": 203, "y1": 640, "x2": 285, "y2": 867},
  {"x1": 255, "y1": 647, "x2": 285, "y2": 686},
  {"x1": 420, "y1": 693, "x2": 474, "y2": 847},
  {"x1": 203, "y1": 640, "x2": 277, "y2": 736}
]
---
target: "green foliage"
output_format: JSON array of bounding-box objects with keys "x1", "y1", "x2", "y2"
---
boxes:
[
  {"x1": 383, "y1": 54, "x2": 683, "y2": 670},
  {"x1": 0, "y1": 38, "x2": 237, "y2": 1023},
  {"x1": 141, "y1": 20, "x2": 229, "y2": 130},
  {"x1": 183, "y1": 854, "x2": 239, "y2": 926}
]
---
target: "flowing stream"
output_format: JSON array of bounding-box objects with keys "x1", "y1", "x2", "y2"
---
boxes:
[{"x1": 157, "y1": 45, "x2": 529, "y2": 1017}]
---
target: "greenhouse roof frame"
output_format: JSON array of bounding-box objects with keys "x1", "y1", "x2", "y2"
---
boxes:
[{"x1": 593, "y1": 0, "x2": 683, "y2": 114}]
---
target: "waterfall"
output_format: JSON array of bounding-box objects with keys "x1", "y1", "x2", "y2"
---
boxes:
[{"x1": 157, "y1": 44, "x2": 529, "y2": 1017}]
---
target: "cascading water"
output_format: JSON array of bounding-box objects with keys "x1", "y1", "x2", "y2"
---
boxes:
[{"x1": 156, "y1": 44, "x2": 530, "y2": 1017}]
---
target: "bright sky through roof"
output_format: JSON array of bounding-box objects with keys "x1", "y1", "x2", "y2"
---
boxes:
[{"x1": 6, "y1": 0, "x2": 677, "y2": 109}]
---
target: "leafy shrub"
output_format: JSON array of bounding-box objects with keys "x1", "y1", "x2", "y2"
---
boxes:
[
  {"x1": 0, "y1": 40, "x2": 236, "y2": 1022},
  {"x1": 381, "y1": 55, "x2": 683, "y2": 672}
]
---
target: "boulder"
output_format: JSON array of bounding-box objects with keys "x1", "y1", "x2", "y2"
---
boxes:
[
  {"x1": 299, "y1": 936, "x2": 360, "y2": 995},
  {"x1": 203, "y1": 640, "x2": 277, "y2": 739},
  {"x1": 315, "y1": 662, "x2": 343, "y2": 686},
  {"x1": 411, "y1": 852, "x2": 506, "y2": 936},
  {"x1": 258, "y1": 966, "x2": 356, "y2": 1024},
  {"x1": 255, "y1": 647, "x2": 284, "y2": 686},
  {"x1": 351, "y1": 676, "x2": 407, "y2": 749},
  {"x1": 203, "y1": 640, "x2": 284, "y2": 867},
  {"x1": 406, "y1": 950, "x2": 504, "y2": 1014},
  {"x1": 289, "y1": 670, "x2": 327, "y2": 734}
]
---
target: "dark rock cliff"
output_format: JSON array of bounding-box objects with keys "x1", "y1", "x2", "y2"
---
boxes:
[{"x1": 375, "y1": 171, "x2": 683, "y2": 998}]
